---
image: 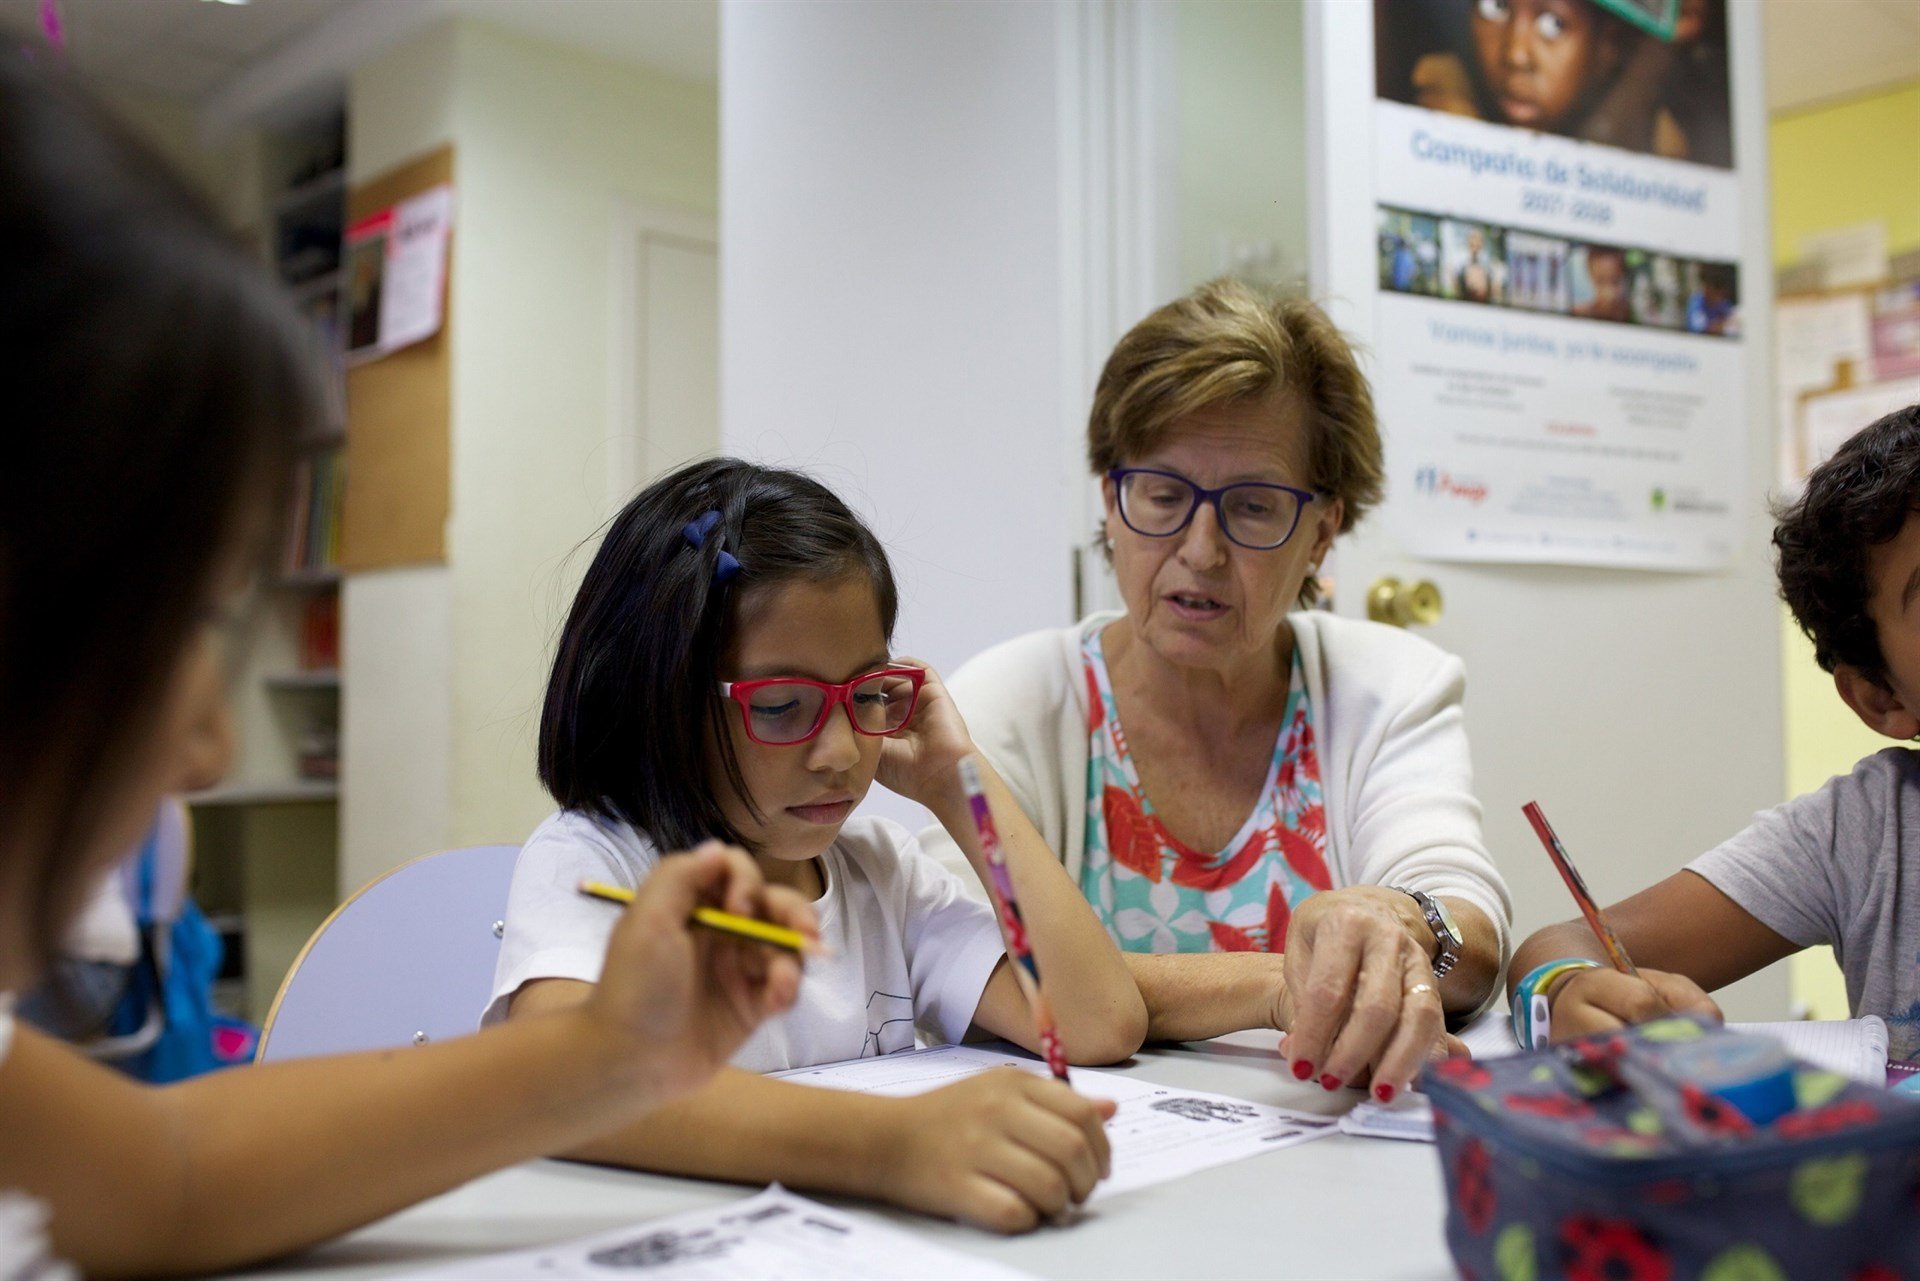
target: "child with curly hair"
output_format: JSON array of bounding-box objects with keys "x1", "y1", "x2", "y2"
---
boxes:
[{"x1": 1510, "y1": 404, "x2": 1920, "y2": 1059}]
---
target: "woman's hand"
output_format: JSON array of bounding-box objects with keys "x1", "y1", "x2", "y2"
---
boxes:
[
  {"x1": 878, "y1": 1071, "x2": 1115, "y2": 1233},
  {"x1": 1547, "y1": 967, "x2": 1722, "y2": 1044},
  {"x1": 1277, "y1": 885, "x2": 1448, "y2": 1101},
  {"x1": 874, "y1": 658, "x2": 977, "y2": 810},
  {"x1": 583, "y1": 842, "x2": 818, "y2": 1101}
]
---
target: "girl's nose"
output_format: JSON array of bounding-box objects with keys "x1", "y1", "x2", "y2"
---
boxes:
[{"x1": 806, "y1": 702, "x2": 863, "y2": 772}]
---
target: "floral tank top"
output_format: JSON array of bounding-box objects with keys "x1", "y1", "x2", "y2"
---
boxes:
[{"x1": 1079, "y1": 628, "x2": 1332, "y2": 953}]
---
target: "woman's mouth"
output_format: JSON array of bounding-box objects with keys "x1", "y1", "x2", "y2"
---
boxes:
[
  {"x1": 787, "y1": 798, "x2": 856, "y2": 825},
  {"x1": 1164, "y1": 592, "x2": 1229, "y2": 621}
]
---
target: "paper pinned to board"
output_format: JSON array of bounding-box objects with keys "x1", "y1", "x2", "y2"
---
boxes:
[
  {"x1": 1801, "y1": 377, "x2": 1920, "y2": 479},
  {"x1": 345, "y1": 183, "x2": 454, "y2": 361},
  {"x1": 1799, "y1": 222, "x2": 1889, "y2": 291},
  {"x1": 396, "y1": 1185, "x2": 1037, "y2": 1281},
  {"x1": 1774, "y1": 292, "x2": 1874, "y2": 491},
  {"x1": 775, "y1": 1044, "x2": 1338, "y2": 1198}
]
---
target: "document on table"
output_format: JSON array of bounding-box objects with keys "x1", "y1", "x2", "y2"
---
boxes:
[
  {"x1": 774, "y1": 1045, "x2": 1338, "y2": 1198},
  {"x1": 1339, "y1": 1093, "x2": 1436, "y2": 1143},
  {"x1": 397, "y1": 1185, "x2": 1036, "y2": 1281}
]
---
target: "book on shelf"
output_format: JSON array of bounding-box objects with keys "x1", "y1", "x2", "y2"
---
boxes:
[
  {"x1": 283, "y1": 447, "x2": 345, "y2": 576},
  {"x1": 297, "y1": 723, "x2": 339, "y2": 781},
  {"x1": 298, "y1": 593, "x2": 339, "y2": 670}
]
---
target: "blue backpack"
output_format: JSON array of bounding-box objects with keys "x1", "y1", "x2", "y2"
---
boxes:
[{"x1": 82, "y1": 803, "x2": 258, "y2": 1081}]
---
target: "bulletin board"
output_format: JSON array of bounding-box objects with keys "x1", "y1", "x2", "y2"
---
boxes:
[{"x1": 341, "y1": 146, "x2": 453, "y2": 571}]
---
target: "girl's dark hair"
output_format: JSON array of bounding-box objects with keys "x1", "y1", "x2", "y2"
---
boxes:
[
  {"x1": 1774, "y1": 403, "x2": 1920, "y2": 683},
  {"x1": 539, "y1": 459, "x2": 899, "y2": 852},
  {"x1": 0, "y1": 54, "x2": 318, "y2": 972}
]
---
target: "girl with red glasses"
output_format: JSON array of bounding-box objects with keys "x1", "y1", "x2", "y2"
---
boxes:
[{"x1": 490, "y1": 458, "x2": 1145, "y2": 1233}]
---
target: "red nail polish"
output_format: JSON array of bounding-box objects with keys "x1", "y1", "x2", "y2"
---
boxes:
[
  {"x1": 1292, "y1": 1059, "x2": 1314, "y2": 1080},
  {"x1": 1320, "y1": 1073, "x2": 1341, "y2": 1091},
  {"x1": 1374, "y1": 1083, "x2": 1396, "y2": 1103}
]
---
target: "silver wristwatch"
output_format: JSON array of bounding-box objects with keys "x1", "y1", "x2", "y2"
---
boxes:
[{"x1": 1397, "y1": 887, "x2": 1462, "y2": 977}]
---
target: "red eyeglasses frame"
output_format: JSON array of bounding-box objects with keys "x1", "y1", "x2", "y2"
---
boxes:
[{"x1": 716, "y1": 666, "x2": 926, "y2": 746}]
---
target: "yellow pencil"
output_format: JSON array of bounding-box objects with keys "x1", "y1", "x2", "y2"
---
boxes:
[{"x1": 578, "y1": 880, "x2": 813, "y2": 954}]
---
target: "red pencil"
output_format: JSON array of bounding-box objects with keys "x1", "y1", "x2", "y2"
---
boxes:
[
  {"x1": 959, "y1": 756, "x2": 1070, "y2": 1082},
  {"x1": 1522, "y1": 800, "x2": 1642, "y2": 978}
]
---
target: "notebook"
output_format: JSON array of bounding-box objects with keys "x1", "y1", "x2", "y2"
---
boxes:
[{"x1": 1735, "y1": 1016, "x2": 1889, "y2": 1084}]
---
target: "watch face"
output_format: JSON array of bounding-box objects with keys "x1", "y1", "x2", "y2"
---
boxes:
[{"x1": 1432, "y1": 896, "x2": 1462, "y2": 945}]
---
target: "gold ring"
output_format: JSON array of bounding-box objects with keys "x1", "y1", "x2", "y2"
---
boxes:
[{"x1": 1406, "y1": 982, "x2": 1436, "y2": 998}]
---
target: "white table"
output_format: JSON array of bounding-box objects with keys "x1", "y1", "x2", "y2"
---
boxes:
[{"x1": 235, "y1": 1033, "x2": 1457, "y2": 1280}]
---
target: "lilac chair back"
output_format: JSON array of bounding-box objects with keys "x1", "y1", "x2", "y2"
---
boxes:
[{"x1": 256, "y1": 844, "x2": 521, "y2": 1063}]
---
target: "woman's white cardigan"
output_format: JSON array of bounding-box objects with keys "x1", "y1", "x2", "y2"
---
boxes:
[{"x1": 918, "y1": 610, "x2": 1513, "y2": 967}]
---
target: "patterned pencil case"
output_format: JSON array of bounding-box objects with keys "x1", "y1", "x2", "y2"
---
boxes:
[{"x1": 1424, "y1": 1015, "x2": 1920, "y2": 1281}]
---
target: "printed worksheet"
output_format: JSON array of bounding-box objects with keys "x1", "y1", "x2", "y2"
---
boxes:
[
  {"x1": 398, "y1": 1186, "x2": 1036, "y2": 1280},
  {"x1": 774, "y1": 1045, "x2": 1338, "y2": 1198}
]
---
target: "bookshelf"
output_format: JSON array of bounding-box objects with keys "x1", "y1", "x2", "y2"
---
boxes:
[{"x1": 184, "y1": 108, "x2": 349, "y2": 1020}]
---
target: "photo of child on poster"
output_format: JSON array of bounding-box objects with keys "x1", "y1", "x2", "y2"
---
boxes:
[
  {"x1": 1377, "y1": 208, "x2": 1442, "y2": 295},
  {"x1": 1374, "y1": 0, "x2": 1732, "y2": 169}
]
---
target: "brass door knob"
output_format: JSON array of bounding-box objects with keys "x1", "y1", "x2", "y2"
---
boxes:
[{"x1": 1366, "y1": 576, "x2": 1444, "y2": 628}]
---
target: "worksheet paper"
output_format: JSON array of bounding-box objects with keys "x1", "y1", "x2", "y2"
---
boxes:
[
  {"x1": 774, "y1": 1045, "x2": 1338, "y2": 1199},
  {"x1": 1339, "y1": 1017, "x2": 1893, "y2": 1143},
  {"x1": 398, "y1": 1186, "x2": 1036, "y2": 1281}
]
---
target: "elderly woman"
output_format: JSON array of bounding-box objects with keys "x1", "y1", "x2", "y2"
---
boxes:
[{"x1": 925, "y1": 279, "x2": 1511, "y2": 1103}]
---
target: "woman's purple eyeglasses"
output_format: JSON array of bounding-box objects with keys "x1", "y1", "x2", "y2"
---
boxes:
[{"x1": 1108, "y1": 467, "x2": 1319, "y2": 551}]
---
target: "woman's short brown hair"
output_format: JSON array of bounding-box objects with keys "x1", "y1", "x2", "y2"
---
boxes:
[{"x1": 1088, "y1": 279, "x2": 1384, "y2": 604}]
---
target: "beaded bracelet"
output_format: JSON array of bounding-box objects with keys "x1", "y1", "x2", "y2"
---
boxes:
[{"x1": 1510, "y1": 958, "x2": 1602, "y2": 1050}]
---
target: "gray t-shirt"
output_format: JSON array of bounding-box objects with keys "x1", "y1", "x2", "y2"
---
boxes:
[{"x1": 1689, "y1": 747, "x2": 1920, "y2": 1060}]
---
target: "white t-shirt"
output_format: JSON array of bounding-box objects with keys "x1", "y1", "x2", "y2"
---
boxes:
[
  {"x1": 485, "y1": 812, "x2": 1007, "y2": 1073},
  {"x1": 63, "y1": 871, "x2": 138, "y2": 966}
]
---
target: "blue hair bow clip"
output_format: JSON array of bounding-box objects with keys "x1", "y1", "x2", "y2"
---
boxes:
[{"x1": 682, "y1": 509, "x2": 742, "y2": 585}]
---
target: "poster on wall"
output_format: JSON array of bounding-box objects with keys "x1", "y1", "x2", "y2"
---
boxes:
[
  {"x1": 1364, "y1": 0, "x2": 1745, "y2": 570},
  {"x1": 345, "y1": 183, "x2": 454, "y2": 362}
]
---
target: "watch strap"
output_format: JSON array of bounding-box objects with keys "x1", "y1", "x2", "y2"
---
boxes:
[{"x1": 1397, "y1": 887, "x2": 1461, "y2": 977}]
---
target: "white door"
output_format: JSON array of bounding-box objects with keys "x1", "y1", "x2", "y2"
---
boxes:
[
  {"x1": 1306, "y1": 4, "x2": 1788, "y2": 1018},
  {"x1": 610, "y1": 201, "x2": 720, "y2": 506}
]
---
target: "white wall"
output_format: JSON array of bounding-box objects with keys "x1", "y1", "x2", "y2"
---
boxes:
[
  {"x1": 341, "y1": 20, "x2": 720, "y2": 886},
  {"x1": 444, "y1": 21, "x2": 719, "y2": 850},
  {"x1": 1177, "y1": 0, "x2": 1308, "y2": 289},
  {"x1": 721, "y1": 0, "x2": 1075, "y2": 681},
  {"x1": 342, "y1": 24, "x2": 459, "y2": 892}
]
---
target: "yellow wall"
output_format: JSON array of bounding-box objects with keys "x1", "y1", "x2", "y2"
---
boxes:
[
  {"x1": 1772, "y1": 83, "x2": 1920, "y2": 266},
  {"x1": 1770, "y1": 80, "x2": 1920, "y2": 1018}
]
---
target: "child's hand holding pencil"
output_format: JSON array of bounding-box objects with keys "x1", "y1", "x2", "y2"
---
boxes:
[
  {"x1": 577, "y1": 841, "x2": 820, "y2": 1099},
  {"x1": 1520, "y1": 803, "x2": 1723, "y2": 1045}
]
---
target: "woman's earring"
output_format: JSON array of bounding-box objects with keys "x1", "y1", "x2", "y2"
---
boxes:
[{"x1": 1104, "y1": 534, "x2": 1116, "y2": 552}]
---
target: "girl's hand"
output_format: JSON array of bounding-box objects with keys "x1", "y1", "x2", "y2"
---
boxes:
[
  {"x1": 1277, "y1": 886, "x2": 1448, "y2": 1102},
  {"x1": 583, "y1": 842, "x2": 818, "y2": 1100},
  {"x1": 879, "y1": 1071, "x2": 1115, "y2": 1233},
  {"x1": 874, "y1": 658, "x2": 977, "y2": 810},
  {"x1": 1548, "y1": 967, "x2": 1722, "y2": 1044}
]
